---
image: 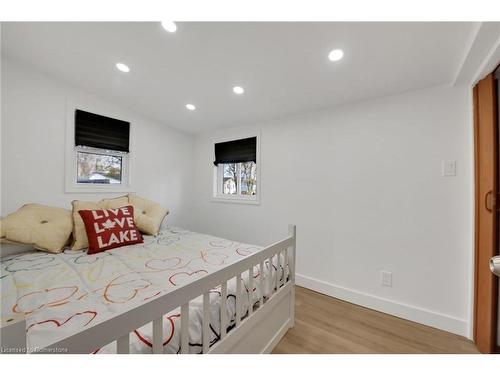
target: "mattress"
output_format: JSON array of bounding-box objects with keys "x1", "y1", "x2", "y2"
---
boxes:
[{"x1": 0, "y1": 227, "x2": 286, "y2": 353}]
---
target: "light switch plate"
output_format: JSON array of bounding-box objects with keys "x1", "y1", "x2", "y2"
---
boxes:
[{"x1": 442, "y1": 160, "x2": 456, "y2": 177}]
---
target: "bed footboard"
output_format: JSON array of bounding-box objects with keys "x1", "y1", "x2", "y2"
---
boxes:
[{"x1": 1, "y1": 225, "x2": 296, "y2": 354}]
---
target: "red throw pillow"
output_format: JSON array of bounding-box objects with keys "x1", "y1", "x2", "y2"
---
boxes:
[{"x1": 78, "y1": 205, "x2": 143, "y2": 254}]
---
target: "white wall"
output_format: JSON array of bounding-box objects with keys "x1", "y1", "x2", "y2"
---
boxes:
[
  {"x1": 1, "y1": 58, "x2": 194, "y2": 227},
  {"x1": 190, "y1": 84, "x2": 473, "y2": 337}
]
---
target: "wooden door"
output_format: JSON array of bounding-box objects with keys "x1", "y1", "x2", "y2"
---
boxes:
[{"x1": 473, "y1": 73, "x2": 499, "y2": 354}]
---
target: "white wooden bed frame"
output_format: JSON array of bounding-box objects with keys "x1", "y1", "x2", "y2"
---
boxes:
[{"x1": 1, "y1": 225, "x2": 296, "y2": 354}]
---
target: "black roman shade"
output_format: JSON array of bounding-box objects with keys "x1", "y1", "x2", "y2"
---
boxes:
[
  {"x1": 214, "y1": 137, "x2": 257, "y2": 165},
  {"x1": 75, "y1": 109, "x2": 130, "y2": 152}
]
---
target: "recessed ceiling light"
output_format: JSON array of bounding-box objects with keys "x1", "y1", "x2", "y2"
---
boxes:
[
  {"x1": 185, "y1": 103, "x2": 196, "y2": 111},
  {"x1": 161, "y1": 21, "x2": 177, "y2": 33},
  {"x1": 328, "y1": 49, "x2": 344, "y2": 62},
  {"x1": 233, "y1": 86, "x2": 245, "y2": 95},
  {"x1": 116, "y1": 63, "x2": 130, "y2": 73}
]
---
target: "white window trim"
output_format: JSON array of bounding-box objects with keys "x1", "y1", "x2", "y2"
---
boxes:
[
  {"x1": 211, "y1": 131, "x2": 261, "y2": 205},
  {"x1": 64, "y1": 99, "x2": 135, "y2": 193}
]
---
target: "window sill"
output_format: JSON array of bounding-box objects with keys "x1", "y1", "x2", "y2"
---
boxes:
[
  {"x1": 211, "y1": 196, "x2": 260, "y2": 205},
  {"x1": 65, "y1": 185, "x2": 135, "y2": 194}
]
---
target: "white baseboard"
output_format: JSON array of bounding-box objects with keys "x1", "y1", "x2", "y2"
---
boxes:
[{"x1": 296, "y1": 273, "x2": 469, "y2": 338}]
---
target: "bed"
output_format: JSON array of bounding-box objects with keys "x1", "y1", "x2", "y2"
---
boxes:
[{"x1": 0, "y1": 225, "x2": 296, "y2": 354}]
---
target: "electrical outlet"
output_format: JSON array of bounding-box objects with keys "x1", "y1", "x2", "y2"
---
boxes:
[{"x1": 381, "y1": 271, "x2": 392, "y2": 287}]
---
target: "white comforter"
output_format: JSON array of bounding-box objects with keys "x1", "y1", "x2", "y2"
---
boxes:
[{"x1": 0, "y1": 227, "x2": 286, "y2": 353}]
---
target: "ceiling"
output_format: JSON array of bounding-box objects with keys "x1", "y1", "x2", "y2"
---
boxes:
[{"x1": 2, "y1": 22, "x2": 474, "y2": 133}]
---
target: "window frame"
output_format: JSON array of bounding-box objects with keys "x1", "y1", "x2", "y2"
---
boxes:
[
  {"x1": 65, "y1": 100, "x2": 134, "y2": 193},
  {"x1": 212, "y1": 132, "x2": 260, "y2": 205}
]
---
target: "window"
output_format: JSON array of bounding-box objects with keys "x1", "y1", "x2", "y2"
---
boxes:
[
  {"x1": 213, "y1": 136, "x2": 259, "y2": 203},
  {"x1": 65, "y1": 107, "x2": 132, "y2": 192},
  {"x1": 76, "y1": 147, "x2": 124, "y2": 184},
  {"x1": 220, "y1": 161, "x2": 257, "y2": 196}
]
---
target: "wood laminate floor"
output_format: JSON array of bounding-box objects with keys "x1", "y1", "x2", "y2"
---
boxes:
[{"x1": 273, "y1": 287, "x2": 479, "y2": 354}]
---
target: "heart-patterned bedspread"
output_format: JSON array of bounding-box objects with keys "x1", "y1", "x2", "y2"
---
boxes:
[{"x1": 0, "y1": 227, "x2": 287, "y2": 353}]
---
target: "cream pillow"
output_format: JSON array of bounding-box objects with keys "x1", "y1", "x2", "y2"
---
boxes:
[
  {"x1": 0, "y1": 204, "x2": 73, "y2": 253},
  {"x1": 128, "y1": 194, "x2": 169, "y2": 235},
  {"x1": 71, "y1": 196, "x2": 129, "y2": 250}
]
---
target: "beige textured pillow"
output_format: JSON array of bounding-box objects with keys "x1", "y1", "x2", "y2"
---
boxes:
[
  {"x1": 128, "y1": 194, "x2": 169, "y2": 235},
  {"x1": 0, "y1": 204, "x2": 73, "y2": 253},
  {"x1": 71, "y1": 196, "x2": 129, "y2": 250}
]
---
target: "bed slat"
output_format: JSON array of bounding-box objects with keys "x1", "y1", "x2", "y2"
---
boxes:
[
  {"x1": 289, "y1": 224, "x2": 296, "y2": 328},
  {"x1": 248, "y1": 266, "x2": 254, "y2": 316},
  {"x1": 202, "y1": 292, "x2": 210, "y2": 353},
  {"x1": 180, "y1": 303, "x2": 189, "y2": 354},
  {"x1": 152, "y1": 317, "x2": 163, "y2": 354},
  {"x1": 116, "y1": 333, "x2": 129, "y2": 354},
  {"x1": 220, "y1": 282, "x2": 228, "y2": 339},
  {"x1": 268, "y1": 257, "x2": 273, "y2": 298},
  {"x1": 259, "y1": 260, "x2": 264, "y2": 307},
  {"x1": 276, "y1": 252, "x2": 280, "y2": 291},
  {"x1": 236, "y1": 275, "x2": 242, "y2": 325},
  {"x1": 283, "y1": 248, "x2": 288, "y2": 285}
]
